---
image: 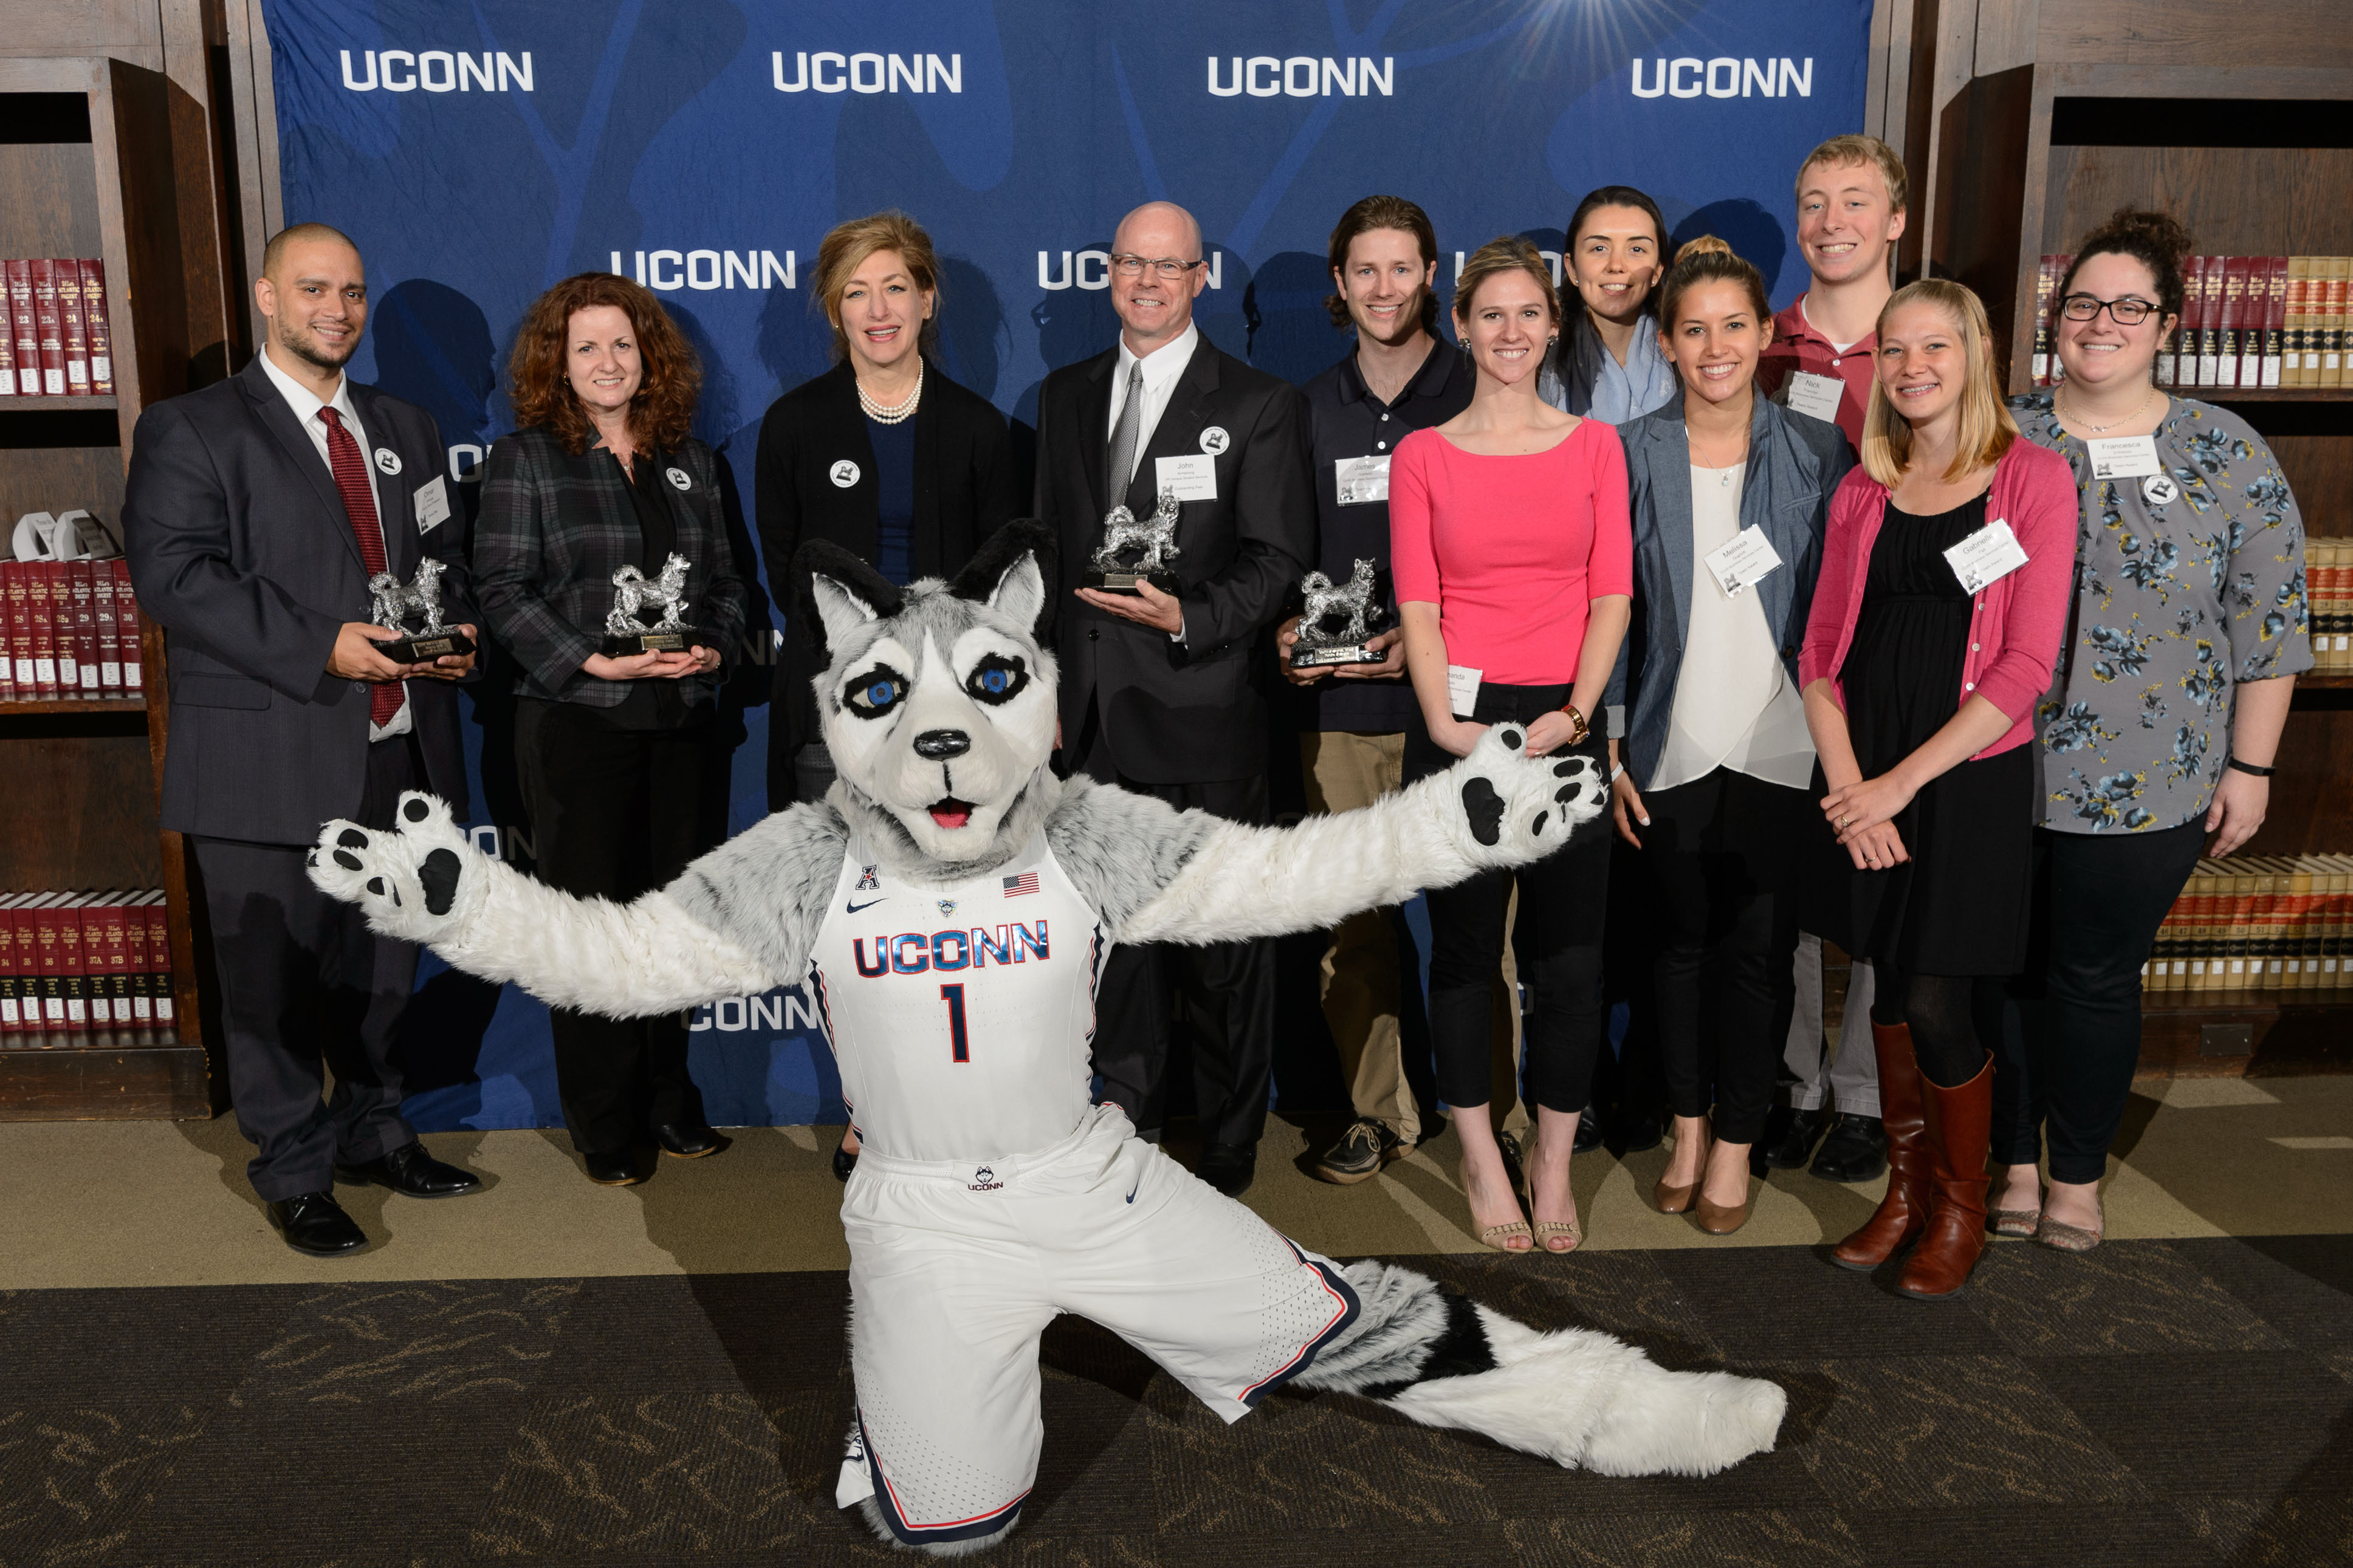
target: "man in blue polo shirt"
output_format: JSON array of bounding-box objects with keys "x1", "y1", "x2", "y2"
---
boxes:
[{"x1": 1282, "y1": 196, "x2": 1528, "y2": 1185}]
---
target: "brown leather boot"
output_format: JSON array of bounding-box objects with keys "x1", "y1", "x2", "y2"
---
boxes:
[
  {"x1": 1897, "y1": 1058, "x2": 1994, "y2": 1299},
  {"x1": 1830, "y1": 1023, "x2": 1929, "y2": 1271}
]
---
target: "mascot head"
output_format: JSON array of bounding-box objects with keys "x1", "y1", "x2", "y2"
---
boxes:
[{"x1": 794, "y1": 523, "x2": 1059, "y2": 871}]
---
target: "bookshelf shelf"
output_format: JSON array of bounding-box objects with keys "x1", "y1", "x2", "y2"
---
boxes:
[
  {"x1": 0, "y1": 696, "x2": 146, "y2": 716},
  {"x1": 2205, "y1": 389, "x2": 2353, "y2": 404},
  {"x1": 1, "y1": 395, "x2": 120, "y2": 413}
]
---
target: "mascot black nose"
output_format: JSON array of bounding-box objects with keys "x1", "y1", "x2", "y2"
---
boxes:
[{"x1": 914, "y1": 728, "x2": 971, "y2": 760}]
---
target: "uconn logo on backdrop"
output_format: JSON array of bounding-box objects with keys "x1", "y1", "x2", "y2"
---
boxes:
[
  {"x1": 339, "y1": 49, "x2": 533, "y2": 92},
  {"x1": 772, "y1": 52, "x2": 963, "y2": 93},
  {"x1": 1629, "y1": 56, "x2": 1815, "y2": 98},
  {"x1": 609, "y1": 250, "x2": 796, "y2": 293},
  {"x1": 1039, "y1": 250, "x2": 1228, "y2": 291},
  {"x1": 1206, "y1": 56, "x2": 1393, "y2": 97}
]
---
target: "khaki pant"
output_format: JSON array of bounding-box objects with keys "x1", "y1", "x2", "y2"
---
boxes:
[{"x1": 1301, "y1": 731, "x2": 1527, "y2": 1146}]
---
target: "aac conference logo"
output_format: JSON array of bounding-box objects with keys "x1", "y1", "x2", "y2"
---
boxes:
[
  {"x1": 772, "y1": 52, "x2": 963, "y2": 94},
  {"x1": 339, "y1": 49, "x2": 533, "y2": 92},
  {"x1": 1206, "y1": 56, "x2": 1393, "y2": 97},
  {"x1": 1629, "y1": 56, "x2": 1815, "y2": 98},
  {"x1": 610, "y1": 249, "x2": 796, "y2": 292}
]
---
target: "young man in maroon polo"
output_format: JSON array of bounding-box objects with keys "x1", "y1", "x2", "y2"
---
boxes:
[{"x1": 1756, "y1": 134, "x2": 1909, "y2": 452}]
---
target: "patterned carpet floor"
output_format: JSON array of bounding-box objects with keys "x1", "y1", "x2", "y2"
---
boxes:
[{"x1": 3, "y1": 1236, "x2": 2348, "y2": 1567}]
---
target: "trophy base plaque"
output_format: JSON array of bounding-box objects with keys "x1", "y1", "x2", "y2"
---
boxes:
[
  {"x1": 1291, "y1": 642, "x2": 1381, "y2": 669},
  {"x1": 602, "y1": 626, "x2": 707, "y2": 658},
  {"x1": 1083, "y1": 569, "x2": 1181, "y2": 597},
  {"x1": 378, "y1": 629, "x2": 477, "y2": 664}
]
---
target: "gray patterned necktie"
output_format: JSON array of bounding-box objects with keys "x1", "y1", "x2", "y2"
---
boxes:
[{"x1": 1105, "y1": 358, "x2": 1144, "y2": 504}]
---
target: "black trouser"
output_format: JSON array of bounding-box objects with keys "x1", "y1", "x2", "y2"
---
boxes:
[
  {"x1": 1638, "y1": 765, "x2": 1806, "y2": 1144},
  {"x1": 1406, "y1": 690, "x2": 1610, "y2": 1115},
  {"x1": 516, "y1": 698, "x2": 718, "y2": 1153},
  {"x1": 191, "y1": 735, "x2": 421, "y2": 1202},
  {"x1": 1993, "y1": 821, "x2": 2205, "y2": 1185},
  {"x1": 1075, "y1": 707, "x2": 1276, "y2": 1150}
]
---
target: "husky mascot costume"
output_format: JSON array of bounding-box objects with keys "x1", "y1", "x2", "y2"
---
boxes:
[{"x1": 307, "y1": 523, "x2": 1785, "y2": 1555}]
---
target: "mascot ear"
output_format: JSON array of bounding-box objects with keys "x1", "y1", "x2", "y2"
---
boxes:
[
  {"x1": 949, "y1": 520, "x2": 1058, "y2": 643},
  {"x1": 792, "y1": 540, "x2": 904, "y2": 664}
]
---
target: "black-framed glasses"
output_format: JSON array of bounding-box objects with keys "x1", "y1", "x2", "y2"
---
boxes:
[
  {"x1": 1108, "y1": 254, "x2": 1204, "y2": 279},
  {"x1": 2059, "y1": 293, "x2": 2159, "y2": 326}
]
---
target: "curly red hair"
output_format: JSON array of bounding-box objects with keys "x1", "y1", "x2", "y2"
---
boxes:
[{"x1": 508, "y1": 273, "x2": 702, "y2": 455}]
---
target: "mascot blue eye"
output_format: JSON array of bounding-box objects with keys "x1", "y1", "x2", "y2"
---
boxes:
[
  {"x1": 844, "y1": 663, "x2": 910, "y2": 717},
  {"x1": 966, "y1": 654, "x2": 1026, "y2": 705},
  {"x1": 868, "y1": 680, "x2": 895, "y2": 704}
]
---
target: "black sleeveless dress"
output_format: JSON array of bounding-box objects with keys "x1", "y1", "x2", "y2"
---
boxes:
[{"x1": 1809, "y1": 493, "x2": 2034, "y2": 975}]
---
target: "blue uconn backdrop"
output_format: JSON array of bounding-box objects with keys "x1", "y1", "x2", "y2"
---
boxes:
[{"x1": 260, "y1": 0, "x2": 1869, "y2": 1131}]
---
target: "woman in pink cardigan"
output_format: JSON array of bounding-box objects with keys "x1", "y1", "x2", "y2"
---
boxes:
[{"x1": 1798, "y1": 279, "x2": 2074, "y2": 1300}]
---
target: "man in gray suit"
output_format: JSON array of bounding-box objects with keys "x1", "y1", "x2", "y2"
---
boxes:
[{"x1": 125, "y1": 224, "x2": 483, "y2": 1255}]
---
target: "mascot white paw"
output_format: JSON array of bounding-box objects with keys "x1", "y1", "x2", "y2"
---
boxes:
[{"x1": 307, "y1": 790, "x2": 486, "y2": 943}]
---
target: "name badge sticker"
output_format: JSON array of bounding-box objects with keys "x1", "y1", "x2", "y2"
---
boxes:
[
  {"x1": 1446, "y1": 663, "x2": 1482, "y2": 721},
  {"x1": 1944, "y1": 518, "x2": 2030, "y2": 595},
  {"x1": 1787, "y1": 371, "x2": 1845, "y2": 424},
  {"x1": 1703, "y1": 526, "x2": 1784, "y2": 599},
  {"x1": 2086, "y1": 434, "x2": 2162, "y2": 480},
  {"x1": 1335, "y1": 454, "x2": 1391, "y2": 505},
  {"x1": 412, "y1": 475, "x2": 451, "y2": 534},
  {"x1": 1155, "y1": 454, "x2": 1217, "y2": 502}
]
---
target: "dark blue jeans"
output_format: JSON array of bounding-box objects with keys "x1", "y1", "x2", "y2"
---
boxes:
[{"x1": 1992, "y1": 821, "x2": 2206, "y2": 1185}]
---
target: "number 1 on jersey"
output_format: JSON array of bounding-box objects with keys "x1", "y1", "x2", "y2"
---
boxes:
[{"x1": 939, "y1": 982, "x2": 970, "y2": 1063}]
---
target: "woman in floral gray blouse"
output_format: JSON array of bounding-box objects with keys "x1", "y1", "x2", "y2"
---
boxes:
[{"x1": 1995, "y1": 210, "x2": 2310, "y2": 1251}]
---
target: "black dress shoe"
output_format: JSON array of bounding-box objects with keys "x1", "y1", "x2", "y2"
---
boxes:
[
  {"x1": 1572, "y1": 1106, "x2": 1605, "y2": 1154},
  {"x1": 1760, "y1": 1106, "x2": 1826, "y2": 1170},
  {"x1": 1810, "y1": 1113, "x2": 1888, "y2": 1183},
  {"x1": 335, "y1": 1140, "x2": 482, "y2": 1198},
  {"x1": 1614, "y1": 1107, "x2": 1664, "y2": 1155},
  {"x1": 268, "y1": 1191, "x2": 366, "y2": 1256},
  {"x1": 1495, "y1": 1130, "x2": 1529, "y2": 1199},
  {"x1": 584, "y1": 1149, "x2": 645, "y2": 1186},
  {"x1": 654, "y1": 1123, "x2": 723, "y2": 1159},
  {"x1": 1198, "y1": 1142, "x2": 1257, "y2": 1199}
]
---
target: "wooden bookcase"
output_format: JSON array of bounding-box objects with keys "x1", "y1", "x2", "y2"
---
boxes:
[
  {"x1": 0, "y1": 55, "x2": 210, "y2": 1117},
  {"x1": 1928, "y1": 28, "x2": 2353, "y2": 1072}
]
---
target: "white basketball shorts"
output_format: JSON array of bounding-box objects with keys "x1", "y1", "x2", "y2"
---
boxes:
[{"x1": 834, "y1": 1102, "x2": 1362, "y2": 1549}]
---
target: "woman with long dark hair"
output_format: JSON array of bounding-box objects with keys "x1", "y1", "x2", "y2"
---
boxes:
[
  {"x1": 477, "y1": 273, "x2": 749, "y2": 1185},
  {"x1": 1541, "y1": 185, "x2": 1677, "y2": 423}
]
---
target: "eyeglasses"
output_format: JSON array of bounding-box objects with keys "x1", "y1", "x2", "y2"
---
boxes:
[
  {"x1": 1109, "y1": 254, "x2": 1204, "y2": 279},
  {"x1": 2059, "y1": 293, "x2": 2159, "y2": 326}
]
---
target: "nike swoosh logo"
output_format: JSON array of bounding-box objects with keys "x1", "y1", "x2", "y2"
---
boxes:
[
  {"x1": 1125, "y1": 1181, "x2": 1141, "y2": 1204},
  {"x1": 846, "y1": 898, "x2": 884, "y2": 914}
]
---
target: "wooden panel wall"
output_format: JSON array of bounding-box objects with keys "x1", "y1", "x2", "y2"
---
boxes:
[
  {"x1": 0, "y1": 721, "x2": 167, "y2": 890},
  {"x1": 2038, "y1": 0, "x2": 2353, "y2": 70},
  {"x1": 2042, "y1": 147, "x2": 2353, "y2": 256}
]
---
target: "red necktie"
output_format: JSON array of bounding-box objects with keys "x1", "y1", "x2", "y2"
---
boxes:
[{"x1": 317, "y1": 406, "x2": 405, "y2": 727}]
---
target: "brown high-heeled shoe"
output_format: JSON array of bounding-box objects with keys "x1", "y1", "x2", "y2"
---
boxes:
[
  {"x1": 1694, "y1": 1185, "x2": 1753, "y2": 1235},
  {"x1": 1654, "y1": 1175, "x2": 1698, "y2": 1213},
  {"x1": 1832, "y1": 1023, "x2": 1930, "y2": 1272}
]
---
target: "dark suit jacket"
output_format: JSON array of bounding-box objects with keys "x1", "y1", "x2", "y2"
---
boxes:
[
  {"x1": 122, "y1": 355, "x2": 473, "y2": 845},
  {"x1": 473, "y1": 425, "x2": 749, "y2": 708},
  {"x1": 1605, "y1": 392, "x2": 1853, "y2": 788},
  {"x1": 754, "y1": 358, "x2": 1017, "y2": 793},
  {"x1": 1035, "y1": 335, "x2": 1313, "y2": 783}
]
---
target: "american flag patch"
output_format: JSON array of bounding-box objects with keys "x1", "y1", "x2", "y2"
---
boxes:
[{"x1": 1002, "y1": 871, "x2": 1039, "y2": 898}]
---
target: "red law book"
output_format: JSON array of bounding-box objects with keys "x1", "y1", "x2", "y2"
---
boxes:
[
  {"x1": 92, "y1": 562, "x2": 120, "y2": 691},
  {"x1": 110, "y1": 561, "x2": 141, "y2": 693},
  {"x1": 29, "y1": 260, "x2": 66, "y2": 395},
  {"x1": 2214, "y1": 258, "x2": 2248, "y2": 391},
  {"x1": 7, "y1": 261, "x2": 41, "y2": 394},
  {"x1": 32, "y1": 895, "x2": 67, "y2": 1039},
  {"x1": 2260, "y1": 256, "x2": 2289, "y2": 388},
  {"x1": 4, "y1": 562, "x2": 32, "y2": 694},
  {"x1": 55, "y1": 895, "x2": 94, "y2": 1037},
  {"x1": 92, "y1": 895, "x2": 131, "y2": 1035},
  {"x1": 44, "y1": 562, "x2": 78, "y2": 694},
  {"x1": 0, "y1": 563, "x2": 15, "y2": 704},
  {"x1": 26, "y1": 563, "x2": 59, "y2": 698},
  {"x1": 120, "y1": 894, "x2": 153, "y2": 1034},
  {"x1": 77, "y1": 260, "x2": 113, "y2": 396},
  {"x1": 0, "y1": 276, "x2": 16, "y2": 397},
  {"x1": 7, "y1": 895, "x2": 47, "y2": 1042},
  {"x1": 143, "y1": 894, "x2": 174, "y2": 1033},
  {"x1": 55, "y1": 261, "x2": 90, "y2": 395},
  {"x1": 0, "y1": 894, "x2": 27, "y2": 1037},
  {"x1": 67, "y1": 561, "x2": 99, "y2": 691}
]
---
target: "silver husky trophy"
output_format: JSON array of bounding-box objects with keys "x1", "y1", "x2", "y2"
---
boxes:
[
  {"x1": 601, "y1": 551, "x2": 706, "y2": 656},
  {"x1": 1083, "y1": 490, "x2": 1183, "y2": 595},
  {"x1": 366, "y1": 558, "x2": 476, "y2": 663},
  {"x1": 1291, "y1": 558, "x2": 1387, "y2": 668}
]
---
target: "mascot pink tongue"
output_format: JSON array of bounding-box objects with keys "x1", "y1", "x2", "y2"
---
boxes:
[{"x1": 303, "y1": 521, "x2": 1787, "y2": 1558}]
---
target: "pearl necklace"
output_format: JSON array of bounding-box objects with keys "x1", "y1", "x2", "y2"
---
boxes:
[
  {"x1": 2056, "y1": 382, "x2": 2155, "y2": 434},
  {"x1": 857, "y1": 359, "x2": 922, "y2": 425}
]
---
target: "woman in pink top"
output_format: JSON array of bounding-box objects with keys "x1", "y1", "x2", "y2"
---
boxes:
[
  {"x1": 1392, "y1": 238, "x2": 1632, "y2": 1255},
  {"x1": 1798, "y1": 279, "x2": 2075, "y2": 1300}
]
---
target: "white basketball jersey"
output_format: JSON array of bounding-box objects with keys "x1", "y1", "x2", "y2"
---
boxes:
[{"x1": 805, "y1": 830, "x2": 1112, "y2": 1163}]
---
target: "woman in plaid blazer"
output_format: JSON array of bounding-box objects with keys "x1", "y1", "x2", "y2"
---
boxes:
[{"x1": 476, "y1": 272, "x2": 749, "y2": 1186}]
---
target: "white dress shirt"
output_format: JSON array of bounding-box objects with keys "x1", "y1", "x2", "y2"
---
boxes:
[
  {"x1": 1652, "y1": 462, "x2": 1813, "y2": 792},
  {"x1": 257, "y1": 346, "x2": 411, "y2": 739},
  {"x1": 1104, "y1": 321, "x2": 1199, "y2": 490}
]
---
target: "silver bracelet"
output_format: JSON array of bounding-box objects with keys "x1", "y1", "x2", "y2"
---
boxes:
[{"x1": 1609, "y1": 763, "x2": 1626, "y2": 783}]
